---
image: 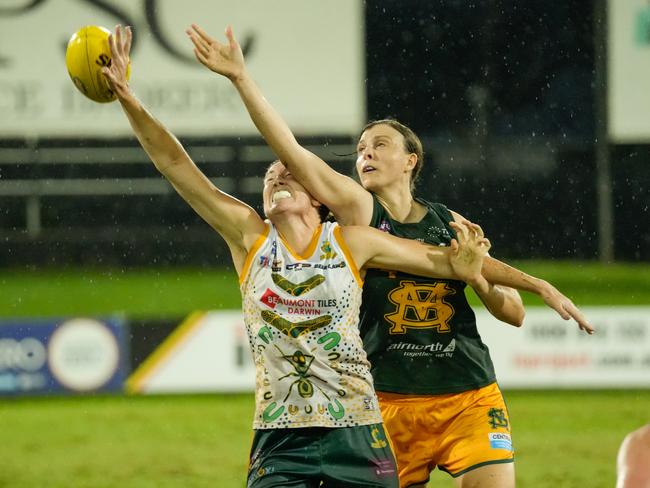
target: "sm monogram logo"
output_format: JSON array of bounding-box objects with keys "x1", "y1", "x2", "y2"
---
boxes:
[{"x1": 384, "y1": 281, "x2": 455, "y2": 334}]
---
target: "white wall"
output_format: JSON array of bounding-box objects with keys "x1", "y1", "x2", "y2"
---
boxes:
[
  {"x1": 0, "y1": 0, "x2": 365, "y2": 137},
  {"x1": 608, "y1": 0, "x2": 650, "y2": 142}
]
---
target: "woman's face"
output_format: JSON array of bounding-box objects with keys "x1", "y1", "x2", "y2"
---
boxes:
[
  {"x1": 262, "y1": 161, "x2": 320, "y2": 219},
  {"x1": 355, "y1": 124, "x2": 416, "y2": 192}
]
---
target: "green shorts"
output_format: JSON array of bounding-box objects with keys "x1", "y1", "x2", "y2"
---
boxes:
[{"x1": 247, "y1": 423, "x2": 398, "y2": 488}]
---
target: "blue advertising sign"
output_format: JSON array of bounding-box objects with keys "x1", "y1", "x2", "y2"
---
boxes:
[{"x1": 0, "y1": 317, "x2": 128, "y2": 396}]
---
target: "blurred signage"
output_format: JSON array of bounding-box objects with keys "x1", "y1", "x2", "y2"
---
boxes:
[
  {"x1": 7, "y1": 307, "x2": 642, "y2": 396},
  {"x1": 480, "y1": 307, "x2": 650, "y2": 388},
  {"x1": 127, "y1": 307, "x2": 650, "y2": 395},
  {"x1": 126, "y1": 311, "x2": 254, "y2": 394},
  {"x1": 0, "y1": 317, "x2": 128, "y2": 395},
  {"x1": 0, "y1": 0, "x2": 364, "y2": 137},
  {"x1": 608, "y1": 0, "x2": 650, "y2": 142}
]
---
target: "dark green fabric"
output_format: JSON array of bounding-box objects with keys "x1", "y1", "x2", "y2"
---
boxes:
[
  {"x1": 248, "y1": 423, "x2": 398, "y2": 488},
  {"x1": 359, "y1": 196, "x2": 496, "y2": 394}
]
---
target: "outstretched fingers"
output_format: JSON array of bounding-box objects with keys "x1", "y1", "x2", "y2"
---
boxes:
[
  {"x1": 108, "y1": 25, "x2": 129, "y2": 65},
  {"x1": 187, "y1": 29, "x2": 211, "y2": 57},
  {"x1": 121, "y1": 25, "x2": 132, "y2": 59},
  {"x1": 192, "y1": 47, "x2": 209, "y2": 67},
  {"x1": 564, "y1": 302, "x2": 595, "y2": 334},
  {"x1": 113, "y1": 24, "x2": 122, "y2": 55},
  {"x1": 101, "y1": 25, "x2": 131, "y2": 95},
  {"x1": 225, "y1": 25, "x2": 238, "y2": 49},
  {"x1": 546, "y1": 287, "x2": 595, "y2": 334},
  {"x1": 108, "y1": 31, "x2": 117, "y2": 60},
  {"x1": 554, "y1": 303, "x2": 571, "y2": 320},
  {"x1": 104, "y1": 32, "x2": 118, "y2": 83},
  {"x1": 101, "y1": 65, "x2": 114, "y2": 83},
  {"x1": 191, "y1": 23, "x2": 218, "y2": 45}
]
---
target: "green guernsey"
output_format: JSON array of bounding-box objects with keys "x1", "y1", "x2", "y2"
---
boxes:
[{"x1": 360, "y1": 197, "x2": 496, "y2": 394}]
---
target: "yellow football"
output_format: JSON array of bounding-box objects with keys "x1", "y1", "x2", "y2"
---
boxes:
[{"x1": 65, "y1": 25, "x2": 130, "y2": 103}]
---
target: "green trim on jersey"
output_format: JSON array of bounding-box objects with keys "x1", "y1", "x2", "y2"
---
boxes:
[{"x1": 359, "y1": 196, "x2": 496, "y2": 394}]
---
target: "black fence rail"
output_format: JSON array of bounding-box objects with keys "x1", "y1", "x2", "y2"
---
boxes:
[
  {"x1": 0, "y1": 137, "x2": 648, "y2": 266},
  {"x1": 0, "y1": 136, "x2": 353, "y2": 266}
]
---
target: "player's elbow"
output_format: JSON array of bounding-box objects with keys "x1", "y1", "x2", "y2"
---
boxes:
[
  {"x1": 499, "y1": 307, "x2": 525, "y2": 328},
  {"x1": 504, "y1": 290, "x2": 525, "y2": 327},
  {"x1": 511, "y1": 308, "x2": 525, "y2": 327},
  {"x1": 487, "y1": 306, "x2": 524, "y2": 327}
]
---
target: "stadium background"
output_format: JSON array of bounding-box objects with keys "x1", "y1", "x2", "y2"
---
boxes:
[{"x1": 1, "y1": 1, "x2": 649, "y2": 487}]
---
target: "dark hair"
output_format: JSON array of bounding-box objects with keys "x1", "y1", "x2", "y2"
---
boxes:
[
  {"x1": 317, "y1": 204, "x2": 333, "y2": 223},
  {"x1": 360, "y1": 119, "x2": 424, "y2": 190}
]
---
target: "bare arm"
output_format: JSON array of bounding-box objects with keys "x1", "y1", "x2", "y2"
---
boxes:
[
  {"x1": 617, "y1": 424, "x2": 650, "y2": 488},
  {"x1": 449, "y1": 212, "x2": 593, "y2": 333},
  {"x1": 186, "y1": 24, "x2": 373, "y2": 226},
  {"x1": 447, "y1": 213, "x2": 525, "y2": 327},
  {"x1": 469, "y1": 280, "x2": 525, "y2": 327},
  {"x1": 103, "y1": 25, "x2": 265, "y2": 274},
  {"x1": 480, "y1": 256, "x2": 594, "y2": 333},
  {"x1": 341, "y1": 221, "x2": 490, "y2": 286}
]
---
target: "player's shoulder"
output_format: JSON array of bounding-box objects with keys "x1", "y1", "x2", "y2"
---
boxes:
[
  {"x1": 416, "y1": 197, "x2": 449, "y2": 212},
  {"x1": 338, "y1": 225, "x2": 388, "y2": 253},
  {"x1": 415, "y1": 197, "x2": 454, "y2": 221}
]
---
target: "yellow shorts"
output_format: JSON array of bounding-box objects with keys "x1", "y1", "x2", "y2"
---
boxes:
[{"x1": 377, "y1": 382, "x2": 514, "y2": 486}]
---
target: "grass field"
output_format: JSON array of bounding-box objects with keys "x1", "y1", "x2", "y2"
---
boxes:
[
  {"x1": 1, "y1": 261, "x2": 649, "y2": 487},
  {"x1": 1, "y1": 261, "x2": 650, "y2": 318},
  {"x1": 1, "y1": 391, "x2": 649, "y2": 488}
]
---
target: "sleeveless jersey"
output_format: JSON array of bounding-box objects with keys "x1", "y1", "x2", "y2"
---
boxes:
[
  {"x1": 359, "y1": 196, "x2": 496, "y2": 395},
  {"x1": 240, "y1": 221, "x2": 382, "y2": 429}
]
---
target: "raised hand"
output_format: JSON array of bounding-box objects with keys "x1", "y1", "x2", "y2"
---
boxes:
[
  {"x1": 538, "y1": 281, "x2": 595, "y2": 334},
  {"x1": 448, "y1": 220, "x2": 491, "y2": 285},
  {"x1": 186, "y1": 24, "x2": 245, "y2": 80},
  {"x1": 101, "y1": 24, "x2": 132, "y2": 99}
]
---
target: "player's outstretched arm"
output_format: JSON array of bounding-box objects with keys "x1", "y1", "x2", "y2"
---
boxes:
[
  {"x1": 480, "y1": 257, "x2": 594, "y2": 334},
  {"x1": 102, "y1": 25, "x2": 265, "y2": 273},
  {"x1": 186, "y1": 24, "x2": 373, "y2": 226},
  {"x1": 471, "y1": 278, "x2": 525, "y2": 327},
  {"x1": 447, "y1": 211, "x2": 592, "y2": 333},
  {"x1": 342, "y1": 221, "x2": 491, "y2": 287},
  {"x1": 449, "y1": 215, "x2": 526, "y2": 327}
]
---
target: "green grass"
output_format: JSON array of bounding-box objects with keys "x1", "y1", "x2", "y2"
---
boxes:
[
  {"x1": 507, "y1": 260, "x2": 650, "y2": 306},
  {"x1": 1, "y1": 390, "x2": 648, "y2": 488},
  {"x1": 0, "y1": 394, "x2": 254, "y2": 488},
  {"x1": 1, "y1": 261, "x2": 649, "y2": 318},
  {"x1": 0, "y1": 268, "x2": 242, "y2": 319},
  {"x1": 1, "y1": 262, "x2": 649, "y2": 486}
]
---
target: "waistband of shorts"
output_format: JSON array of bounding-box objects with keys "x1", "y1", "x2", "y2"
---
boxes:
[{"x1": 376, "y1": 382, "x2": 499, "y2": 404}]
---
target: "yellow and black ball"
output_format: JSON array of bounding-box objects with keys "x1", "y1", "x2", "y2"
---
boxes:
[{"x1": 65, "y1": 25, "x2": 130, "y2": 103}]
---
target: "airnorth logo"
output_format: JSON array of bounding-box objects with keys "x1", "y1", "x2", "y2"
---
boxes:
[
  {"x1": 385, "y1": 281, "x2": 455, "y2": 334},
  {"x1": 387, "y1": 339, "x2": 456, "y2": 358}
]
